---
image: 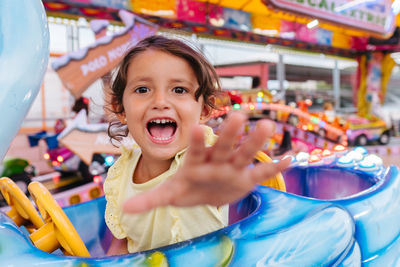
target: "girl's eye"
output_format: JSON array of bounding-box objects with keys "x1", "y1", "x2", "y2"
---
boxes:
[
  {"x1": 135, "y1": 87, "x2": 149, "y2": 94},
  {"x1": 173, "y1": 87, "x2": 187, "y2": 94}
]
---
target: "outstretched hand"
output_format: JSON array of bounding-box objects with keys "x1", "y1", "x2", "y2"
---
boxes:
[{"x1": 123, "y1": 112, "x2": 291, "y2": 214}]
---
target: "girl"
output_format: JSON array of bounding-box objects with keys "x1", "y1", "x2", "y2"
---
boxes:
[{"x1": 105, "y1": 35, "x2": 290, "y2": 255}]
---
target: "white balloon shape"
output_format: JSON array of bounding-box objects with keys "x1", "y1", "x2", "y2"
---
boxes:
[{"x1": 0, "y1": 0, "x2": 49, "y2": 160}]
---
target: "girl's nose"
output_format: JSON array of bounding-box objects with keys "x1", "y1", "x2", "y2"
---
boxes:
[{"x1": 151, "y1": 90, "x2": 170, "y2": 110}]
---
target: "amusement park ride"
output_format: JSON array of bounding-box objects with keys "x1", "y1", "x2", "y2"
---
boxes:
[
  {"x1": 208, "y1": 90, "x2": 392, "y2": 158},
  {"x1": 3, "y1": 0, "x2": 400, "y2": 266}
]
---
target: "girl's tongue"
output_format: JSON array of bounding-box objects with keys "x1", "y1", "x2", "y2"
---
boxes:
[{"x1": 148, "y1": 124, "x2": 175, "y2": 139}]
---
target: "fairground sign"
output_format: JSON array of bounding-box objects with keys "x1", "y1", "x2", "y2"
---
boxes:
[
  {"x1": 52, "y1": 10, "x2": 157, "y2": 98},
  {"x1": 263, "y1": 0, "x2": 396, "y2": 37}
]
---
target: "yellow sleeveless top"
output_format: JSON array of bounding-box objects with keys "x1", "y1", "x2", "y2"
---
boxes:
[{"x1": 103, "y1": 126, "x2": 228, "y2": 253}]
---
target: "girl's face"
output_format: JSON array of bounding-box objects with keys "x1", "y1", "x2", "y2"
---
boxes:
[{"x1": 119, "y1": 49, "x2": 208, "y2": 162}]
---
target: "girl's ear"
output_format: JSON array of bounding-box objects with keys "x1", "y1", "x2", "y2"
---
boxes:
[
  {"x1": 200, "y1": 96, "x2": 215, "y2": 123},
  {"x1": 116, "y1": 113, "x2": 127, "y2": 124},
  {"x1": 112, "y1": 103, "x2": 126, "y2": 124}
]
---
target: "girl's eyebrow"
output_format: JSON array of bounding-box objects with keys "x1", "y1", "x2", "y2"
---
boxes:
[
  {"x1": 128, "y1": 76, "x2": 153, "y2": 83},
  {"x1": 126, "y1": 77, "x2": 197, "y2": 87},
  {"x1": 126, "y1": 76, "x2": 152, "y2": 88},
  {"x1": 169, "y1": 78, "x2": 197, "y2": 87}
]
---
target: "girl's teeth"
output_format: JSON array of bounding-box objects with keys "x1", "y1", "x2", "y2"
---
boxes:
[
  {"x1": 153, "y1": 136, "x2": 171, "y2": 141},
  {"x1": 151, "y1": 119, "x2": 174, "y2": 124}
]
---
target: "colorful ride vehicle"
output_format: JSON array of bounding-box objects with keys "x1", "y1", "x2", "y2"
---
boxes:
[
  {"x1": 0, "y1": 148, "x2": 399, "y2": 266},
  {"x1": 44, "y1": 148, "x2": 116, "y2": 182},
  {"x1": 345, "y1": 116, "x2": 391, "y2": 146},
  {"x1": 43, "y1": 146, "x2": 78, "y2": 172},
  {"x1": 210, "y1": 101, "x2": 348, "y2": 146},
  {"x1": 30, "y1": 129, "x2": 118, "y2": 183},
  {"x1": 262, "y1": 103, "x2": 348, "y2": 145},
  {"x1": 0, "y1": 158, "x2": 35, "y2": 203},
  {"x1": 28, "y1": 131, "x2": 86, "y2": 178}
]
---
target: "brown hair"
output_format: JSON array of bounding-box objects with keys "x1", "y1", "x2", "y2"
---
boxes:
[{"x1": 107, "y1": 35, "x2": 221, "y2": 143}]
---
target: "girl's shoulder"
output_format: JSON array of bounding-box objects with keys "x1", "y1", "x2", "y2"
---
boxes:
[
  {"x1": 104, "y1": 145, "x2": 141, "y2": 189},
  {"x1": 201, "y1": 125, "x2": 218, "y2": 146},
  {"x1": 120, "y1": 142, "x2": 141, "y2": 157},
  {"x1": 113, "y1": 144, "x2": 140, "y2": 167}
]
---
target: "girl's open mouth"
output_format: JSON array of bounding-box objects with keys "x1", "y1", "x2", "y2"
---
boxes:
[{"x1": 147, "y1": 118, "x2": 177, "y2": 144}]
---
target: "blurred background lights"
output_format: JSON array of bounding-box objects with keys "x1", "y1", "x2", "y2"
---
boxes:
[
  {"x1": 358, "y1": 159, "x2": 377, "y2": 171},
  {"x1": 306, "y1": 19, "x2": 319, "y2": 29},
  {"x1": 363, "y1": 154, "x2": 383, "y2": 166},
  {"x1": 353, "y1": 147, "x2": 368, "y2": 155},
  {"x1": 337, "y1": 156, "x2": 355, "y2": 167},
  {"x1": 105, "y1": 155, "x2": 115, "y2": 167},
  {"x1": 296, "y1": 152, "x2": 310, "y2": 162},
  {"x1": 233, "y1": 103, "x2": 241, "y2": 110},
  {"x1": 346, "y1": 150, "x2": 364, "y2": 162}
]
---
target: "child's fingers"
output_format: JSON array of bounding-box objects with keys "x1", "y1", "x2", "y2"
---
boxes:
[
  {"x1": 210, "y1": 112, "x2": 246, "y2": 162},
  {"x1": 183, "y1": 125, "x2": 206, "y2": 165},
  {"x1": 122, "y1": 184, "x2": 174, "y2": 213},
  {"x1": 232, "y1": 120, "x2": 274, "y2": 168},
  {"x1": 250, "y1": 157, "x2": 291, "y2": 184}
]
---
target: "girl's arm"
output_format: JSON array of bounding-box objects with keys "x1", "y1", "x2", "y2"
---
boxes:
[{"x1": 106, "y1": 237, "x2": 129, "y2": 256}]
